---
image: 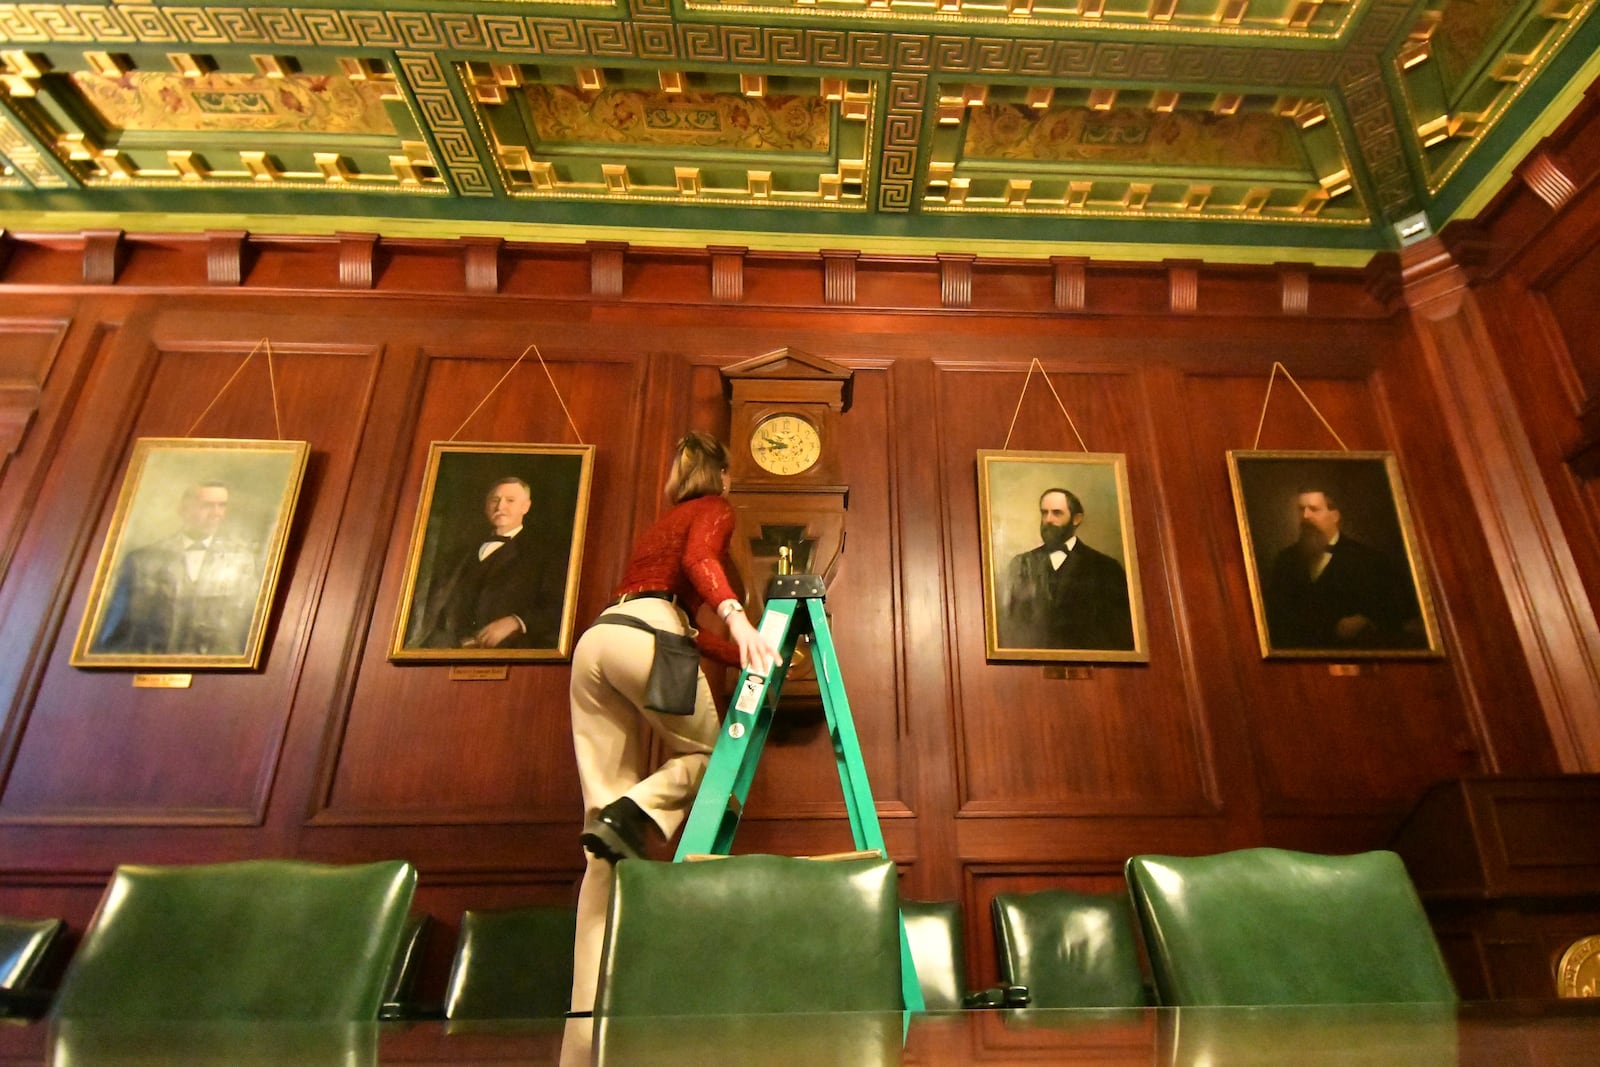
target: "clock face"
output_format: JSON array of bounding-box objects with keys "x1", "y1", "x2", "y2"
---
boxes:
[{"x1": 750, "y1": 414, "x2": 822, "y2": 476}]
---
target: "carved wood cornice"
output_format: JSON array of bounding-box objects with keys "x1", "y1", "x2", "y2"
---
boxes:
[
  {"x1": 709, "y1": 246, "x2": 745, "y2": 304},
  {"x1": 1279, "y1": 265, "x2": 1310, "y2": 315},
  {"x1": 338, "y1": 232, "x2": 377, "y2": 290},
  {"x1": 1166, "y1": 260, "x2": 1198, "y2": 314},
  {"x1": 81, "y1": 229, "x2": 122, "y2": 286},
  {"x1": 205, "y1": 230, "x2": 248, "y2": 287},
  {"x1": 938, "y1": 253, "x2": 973, "y2": 309},
  {"x1": 821, "y1": 250, "x2": 857, "y2": 306},
  {"x1": 1051, "y1": 256, "x2": 1086, "y2": 312},
  {"x1": 462, "y1": 237, "x2": 502, "y2": 295},
  {"x1": 1521, "y1": 151, "x2": 1578, "y2": 212},
  {"x1": 588, "y1": 241, "x2": 626, "y2": 298},
  {"x1": 1397, "y1": 236, "x2": 1469, "y2": 319}
]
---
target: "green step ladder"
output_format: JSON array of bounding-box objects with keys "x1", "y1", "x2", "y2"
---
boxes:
[{"x1": 673, "y1": 564, "x2": 925, "y2": 1012}]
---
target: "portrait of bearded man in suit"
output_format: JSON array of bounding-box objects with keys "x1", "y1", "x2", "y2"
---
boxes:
[
  {"x1": 998, "y1": 487, "x2": 1135, "y2": 652},
  {"x1": 1262, "y1": 486, "x2": 1427, "y2": 652}
]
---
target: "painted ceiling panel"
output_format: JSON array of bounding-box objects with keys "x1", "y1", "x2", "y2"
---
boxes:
[{"x1": 0, "y1": 0, "x2": 1594, "y2": 263}]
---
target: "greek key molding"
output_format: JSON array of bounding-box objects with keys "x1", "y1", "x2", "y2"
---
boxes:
[
  {"x1": 878, "y1": 72, "x2": 924, "y2": 212},
  {"x1": 0, "y1": 108, "x2": 65, "y2": 187},
  {"x1": 397, "y1": 50, "x2": 494, "y2": 196}
]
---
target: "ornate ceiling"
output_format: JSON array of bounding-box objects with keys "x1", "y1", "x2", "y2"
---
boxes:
[{"x1": 0, "y1": 0, "x2": 1595, "y2": 264}]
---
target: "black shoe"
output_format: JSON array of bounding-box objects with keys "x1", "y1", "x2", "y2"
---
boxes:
[{"x1": 581, "y1": 796, "x2": 652, "y2": 862}]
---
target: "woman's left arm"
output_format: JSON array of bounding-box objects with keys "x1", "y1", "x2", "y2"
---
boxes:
[{"x1": 682, "y1": 500, "x2": 778, "y2": 674}]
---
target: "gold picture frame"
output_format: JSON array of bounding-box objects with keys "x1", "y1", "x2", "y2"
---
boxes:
[
  {"x1": 1227, "y1": 450, "x2": 1442, "y2": 659},
  {"x1": 390, "y1": 442, "x2": 594, "y2": 662},
  {"x1": 978, "y1": 449, "x2": 1148, "y2": 663},
  {"x1": 70, "y1": 437, "x2": 310, "y2": 670}
]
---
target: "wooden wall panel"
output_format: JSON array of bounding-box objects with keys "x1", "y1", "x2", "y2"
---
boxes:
[
  {"x1": 934, "y1": 362, "x2": 1213, "y2": 817},
  {"x1": 1444, "y1": 87, "x2": 1600, "y2": 776},
  {"x1": 320, "y1": 348, "x2": 645, "y2": 824},
  {"x1": 0, "y1": 307, "x2": 92, "y2": 587},
  {"x1": 0, "y1": 318, "x2": 66, "y2": 468},
  {"x1": 1374, "y1": 327, "x2": 1561, "y2": 778},
  {"x1": 1179, "y1": 371, "x2": 1484, "y2": 815},
  {"x1": 0, "y1": 330, "x2": 382, "y2": 823},
  {"x1": 1541, "y1": 241, "x2": 1600, "y2": 400}
]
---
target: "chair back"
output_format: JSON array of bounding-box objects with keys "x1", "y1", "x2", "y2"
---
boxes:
[
  {"x1": 379, "y1": 913, "x2": 433, "y2": 1019},
  {"x1": 443, "y1": 904, "x2": 577, "y2": 1019},
  {"x1": 594, "y1": 854, "x2": 901, "y2": 1016},
  {"x1": 51, "y1": 858, "x2": 417, "y2": 1020},
  {"x1": 1125, "y1": 848, "x2": 1458, "y2": 1006},
  {"x1": 990, "y1": 889, "x2": 1147, "y2": 1008},
  {"x1": 0, "y1": 917, "x2": 63, "y2": 992},
  {"x1": 901, "y1": 900, "x2": 965, "y2": 1011}
]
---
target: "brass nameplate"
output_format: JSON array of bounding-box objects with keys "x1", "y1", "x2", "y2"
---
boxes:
[
  {"x1": 450, "y1": 665, "x2": 509, "y2": 681},
  {"x1": 1043, "y1": 666, "x2": 1094, "y2": 680},
  {"x1": 133, "y1": 674, "x2": 193, "y2": 689},
  {"x1": 1327, "y1": 664, "x2": 1362, "y2": 677}
]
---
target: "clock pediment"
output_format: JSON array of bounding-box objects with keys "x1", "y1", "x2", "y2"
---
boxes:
[{"x1": 721, "y1": 346, "x2": 853, "y2": 413}]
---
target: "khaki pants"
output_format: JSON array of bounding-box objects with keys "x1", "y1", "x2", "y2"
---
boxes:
[{"x1": 568, "y1": 597, "x2": 720, "y2": 1013}]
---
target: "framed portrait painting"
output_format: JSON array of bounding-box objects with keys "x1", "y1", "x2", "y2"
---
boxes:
[
  {"x1": 390, "y1": 442, "x2": 595, "y2": 662},
  {"x1": 977, "y1": 450, "x2": 1148, "y2": 663},
  {"x1": 71, "y1": 437, "x2": 310, "y2": 670},
  {"x1": 1227, "y1": 450, "x2": 1442, "y2": 659}
]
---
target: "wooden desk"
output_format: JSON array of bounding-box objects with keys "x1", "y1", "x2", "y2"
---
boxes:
[{"x1": 0, "y1": 1002, "x2": 1595, "y2": 1065}]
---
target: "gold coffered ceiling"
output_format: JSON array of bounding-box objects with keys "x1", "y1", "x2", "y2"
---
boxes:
[{"x1": 0, "y1": 0, "x2": 1595, "y2": 263}]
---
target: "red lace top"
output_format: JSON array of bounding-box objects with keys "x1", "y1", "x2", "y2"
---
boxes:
[{"x1": 613, "y1": 494, "x2": 741, "y2": 665}]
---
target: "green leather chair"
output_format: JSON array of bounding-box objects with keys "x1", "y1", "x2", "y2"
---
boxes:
[
  {"x1": 990, "y1": 889, "x2": 1148, "y2": 1008},
  {"x1": 378, "y1": 914, "x2": 433, "y2": 1020},
  {"x1": 1125, "y1": 848, "x2": 1458, "y2": 1006},
  {"x1": 593, "y1": 854, "x2": 902, "y2": 1017},
  {"x1": 50, "y1": 858, "x2": 417, "y2": 1020},
  {"x1": 442, "y1": 904, "x2": 577, "y2": 1019},
  {"x1": 0, "y1": 916, "x2": 64, "y2": 1018},
  {"x1": 901, "y1": 899, "x2": 966, "y2": 1011}
]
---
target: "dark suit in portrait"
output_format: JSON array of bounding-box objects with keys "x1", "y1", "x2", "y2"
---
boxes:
[
  {"x1": 96, "y1": 533, "x2": 263, "y2": 656},
  {"x1": 414, "y1": 529, "x2": 563, "y2": 650},
  {"x1": 1000, "y1": 540, "x2": 1135, "y2": 651},
  {"x1": 1263, "y1": 535, "x2": 1425, "y2": 651}
]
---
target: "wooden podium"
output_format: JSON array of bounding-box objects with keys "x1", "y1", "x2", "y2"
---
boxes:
[{"x1": 1390, "y1": 775, "x2": 1600, "y2": 999}]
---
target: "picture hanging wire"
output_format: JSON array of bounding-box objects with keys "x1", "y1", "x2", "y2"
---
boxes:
[
  {"x1": 185, "y1": 337, "x2": 284, "y2": 440},
  {"x1": 1002, "y1": 358, "x2": 1089, "y2": 453},
  {"x1": 1250, "y1": 361, "x2": 1349, "y2": 451},
  {"x1": 448, "y1": 343, "x2": 586, "y2": 445}
]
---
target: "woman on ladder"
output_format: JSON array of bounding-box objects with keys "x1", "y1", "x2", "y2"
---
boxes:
[{"x1": 567, "y1": 430, "x2": 780, "y2": 1015}]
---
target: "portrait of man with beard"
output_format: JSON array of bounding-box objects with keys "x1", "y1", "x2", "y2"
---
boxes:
[
  {"x1": 1261, "y1": 486, "x2": 1426, "y2": 651},
  {"x1": 998, "y1": 487, "x2": 1135, "y2": 651}
]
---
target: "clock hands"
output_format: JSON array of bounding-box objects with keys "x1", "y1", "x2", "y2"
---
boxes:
[{"x1": 751, "y1": 417, "x2": 818, "y2": 475}]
